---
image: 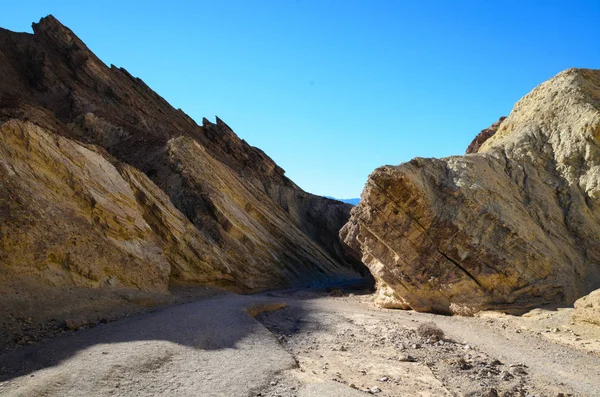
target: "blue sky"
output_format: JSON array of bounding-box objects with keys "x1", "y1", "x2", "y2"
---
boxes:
[{"x1": 2, "y1": 1, "x2": 599, "y2": 198}]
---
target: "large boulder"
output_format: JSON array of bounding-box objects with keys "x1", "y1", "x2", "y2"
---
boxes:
[
  {"x1": 342, "y1": 68, "x2": 600, "y2": 314},
  {"x1": 573, "y1": 289, "x2": 600, "y2": 326}
]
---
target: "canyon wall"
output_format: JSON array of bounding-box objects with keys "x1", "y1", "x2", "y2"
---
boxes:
[{"x1": 0, "y1": 16, "x2": 366, "y2": 301}]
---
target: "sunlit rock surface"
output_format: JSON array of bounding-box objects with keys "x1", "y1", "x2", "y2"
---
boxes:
[
  {"x1": 0, "y1": 15, "x2": 367, "y2": 307},
  {"x1": 342, "y1": 69, "x2": 600, "y2": 314},
  {"x1": 573, "y1": 288, "x2": 600, "y2": 326}
]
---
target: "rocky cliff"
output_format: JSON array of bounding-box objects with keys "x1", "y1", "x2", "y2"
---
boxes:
[
  {"x1": 0, "y1": 15, "x2": 366, "y2": 306},
  {"x1": 465, "y1": 116, "x2": 506, "y2": 154},
  {"x1": 342, "y1": 68, "x2": 600, "y2": 314}
]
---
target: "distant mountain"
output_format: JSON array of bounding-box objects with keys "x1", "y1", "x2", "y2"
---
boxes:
[{"x1": 326, "y1": 197, "x2": 360, "y2": 206}]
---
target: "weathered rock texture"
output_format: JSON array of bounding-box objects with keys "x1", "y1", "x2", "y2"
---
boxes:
[
  {"x1": 465, "y1": 116, "x2": 506, "y2": 154},
  {"x1": 573, "y1": 288, "x2": 600, "y2": 326},
  {"x1": 342, "y1": 68, "x2": 600, "y2": 314},
  {"x1": 0, "y1": 15, "x2": 366, "y2": 302}
]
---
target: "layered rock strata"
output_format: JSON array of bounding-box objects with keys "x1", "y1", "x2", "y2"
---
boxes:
[
  {"x1": 0, "y1": 15, "x2": 366, "y2": 300},
  {"x1": 342, "y1": 68, "x2": 600, "y2": 314}
]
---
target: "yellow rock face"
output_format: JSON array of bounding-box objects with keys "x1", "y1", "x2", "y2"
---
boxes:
[
  {"x1": 0, "y1": 119, "x2": 256, "y2": 295},
  {"x1": 0, "y1": 15, "x2": 367, "y2": 327},
  {"x1": 0, "y1": 116, "x2": 364, "y2": 300},
  {"x1": 0, "y1": 16, "x2": 368, "y2": 334},
  {"x1": 0, "y1": 120, "x2": 170, "y2": 292},
  {"x1": 1, "y1": 118, "x2": 359, "y2": 297},
  {"x1": 162, "y1": 136, "x2": 360, "y2": 291}
]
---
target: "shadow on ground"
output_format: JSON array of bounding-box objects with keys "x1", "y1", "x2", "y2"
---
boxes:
[{"x1": 0, "y1": 292, "x2": 314, "y2": 382}]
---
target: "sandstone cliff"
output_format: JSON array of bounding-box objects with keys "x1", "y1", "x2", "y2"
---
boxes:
[
  {"x1": 342, "y1": 68, "x2": 600, "y2": 314},
  {"x1": 0, "y1": 15, "x2": 366, "y2": 310}
]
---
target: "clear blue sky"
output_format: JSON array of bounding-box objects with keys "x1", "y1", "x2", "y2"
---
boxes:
[{"x1": 2, "y1": 1, "x2": 599, "y2": 198}]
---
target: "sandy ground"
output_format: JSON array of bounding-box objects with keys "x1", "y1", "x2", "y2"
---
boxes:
[
  {"x1": 0, "y1": 286, "x2": 599, "y2": 396},
  {"x1": 477, "y1": 306, "x2": 600, "y2": 357},
  {"x1": 0, "y1": 294, "x2": 295, "y2": 397},
  {"x1": 257, "y1": 290, "x2": 600, "y2": 397}
]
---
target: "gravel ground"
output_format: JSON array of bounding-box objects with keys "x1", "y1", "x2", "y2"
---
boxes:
[
  {"x1": 1, "y1": 287, "x2": 598, "y2": 396},
  {"x1": 255, "y1": 290, "x2": 600, "y2": 397},
  {"x1": 0, "y1": 282, "x2": 226, "y2": 354}
]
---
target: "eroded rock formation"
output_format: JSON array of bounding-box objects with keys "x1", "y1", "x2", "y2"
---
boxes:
[
  {"x1": 573, "y1": 288, "x2": 600, "y2": 326},
  {"x1": 342, "y1": 68, "x2": 600, "y2": 314},
  {"x1": 0, "y1": 15, "x2": 366, "y2": 302},
  {"x1": 465, "y1": 116, "x2": 506, "y2": 154}
]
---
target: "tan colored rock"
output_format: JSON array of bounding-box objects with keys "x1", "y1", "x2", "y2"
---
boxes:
[
  {"x1": 160, "y1": 135, "x2": 360, "y2": 291},
  {"x1": 65, "y1": 318, "x2": 88, "y2": 331},
  {"x1": 372, "y1": 280, "x2": 411, "y2": 309},
  {"x1": 118, "y1": 163, "x2": 241, "y2": 290},
  {"x1": 244, "y1": 302, "x2": 287, "y2": 318},
  {"x1": 465, "y1": 117, "x2": 506, "y2": 154},
  {"x1": 0, "y1": 14, "x2": 366, "y2": 328},
  {"x1": 0, "y1": 119, "x2": 170, "y2": 292},
  {"x1": 342, "y1": 68, "x2": 600, "y2": 314},
  {"x1": 0, "y1": 118, "x2": 243, "y2": 293},
  {"x1": 573, "y1": 289, "x2": 600, "y2": 326}
]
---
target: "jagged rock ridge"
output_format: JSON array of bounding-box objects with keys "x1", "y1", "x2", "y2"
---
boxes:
[
  {"x1": 342, "y1": 68, "x2": 600, "y2": 314},
  {"x1": 0, "y1": 15, "x2": 368, "y2": 301},
  {"x1": 465, "y1": 116, "x2": 506, "y2": 154}
]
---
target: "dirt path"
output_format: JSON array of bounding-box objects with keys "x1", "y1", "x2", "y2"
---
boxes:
[
  {"x1": 0, "y1": 294, "x2": 295, "y2": 397},
  {"x1": 0, "y1": 289, "x2": 598, "y2": 396},
  {"x1": 257, "y1": 291, "x2": 600, "y2": 397}
]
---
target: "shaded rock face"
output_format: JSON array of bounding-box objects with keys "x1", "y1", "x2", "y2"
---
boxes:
[
  {"x1": 465, "y1": 116, "x2": 506, "y2": 154},
  {"x1": 342, "y1": 68, "x2": 600, "y2": 314},
  {"x1": 0, "y1": 15, "x2": 366, "y2": 297}
]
